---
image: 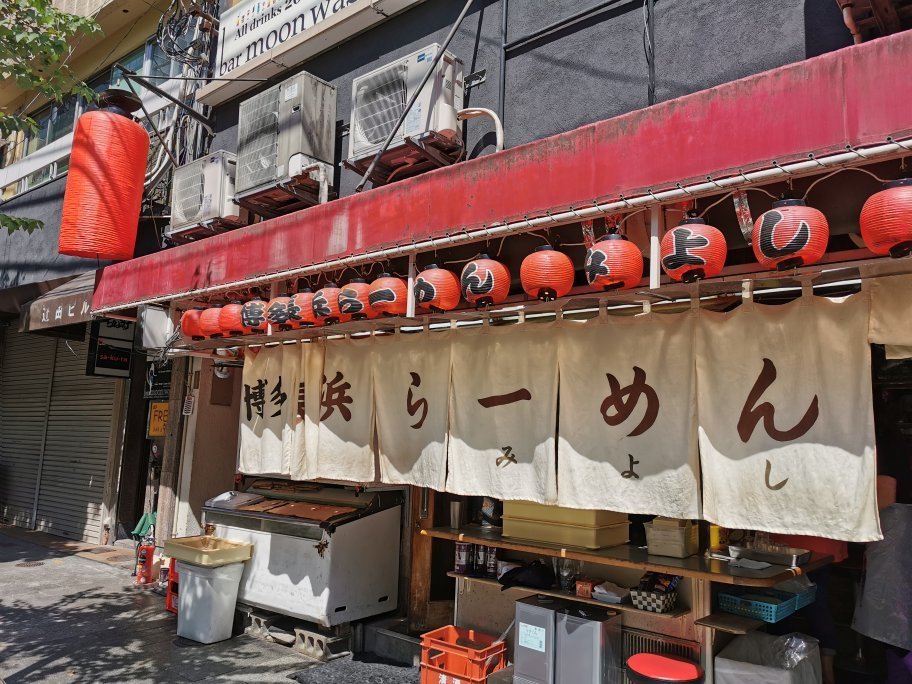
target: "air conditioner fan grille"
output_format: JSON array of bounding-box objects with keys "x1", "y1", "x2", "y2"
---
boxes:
[{"x1": 353, "y1": 64, "x2": 408, "y2": 146}]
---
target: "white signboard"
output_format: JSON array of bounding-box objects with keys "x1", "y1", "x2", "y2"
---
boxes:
[{"x1": 216, "y1": 0, "x2": 361, "y2": 77}]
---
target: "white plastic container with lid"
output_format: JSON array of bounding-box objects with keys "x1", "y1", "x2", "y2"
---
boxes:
[{"x1": 175, "y1": 560, "x2": 245, "y2": 644}]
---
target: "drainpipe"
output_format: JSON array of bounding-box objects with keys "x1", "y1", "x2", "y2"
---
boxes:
[{"x1": 838, "y1": 1, "x2": 863, "y2": 43}]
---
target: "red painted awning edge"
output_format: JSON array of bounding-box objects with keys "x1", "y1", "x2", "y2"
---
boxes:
[{"x1": 93, "y1": 31, "x2": 912, "y2": 311}]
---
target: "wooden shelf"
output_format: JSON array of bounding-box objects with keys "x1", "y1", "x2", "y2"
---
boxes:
[
  {"x1": 423, "y1": 525, "x2": 832, "y2": 587},
  {"x1": 447, "y1": 572, "x2": 690, "y2": 620},
  {"x1": 695, "y1": 612, "x2": 764, "y2": 635}
]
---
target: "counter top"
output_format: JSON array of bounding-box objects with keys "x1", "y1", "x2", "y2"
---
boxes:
[{"x1": 422, "y1": 525, "x2": 832, "y2": 587}]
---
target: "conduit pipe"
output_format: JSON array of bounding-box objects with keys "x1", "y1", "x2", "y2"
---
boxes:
[
  {"x1": 838, "y1": 1, "x2": 863, "y2": 43},
  {"x1": 93, "y1": 137, "x2": 912, "y2": 313},
  {"x1": 457, "y1": 108, "x2": 505, "y2": 152}
]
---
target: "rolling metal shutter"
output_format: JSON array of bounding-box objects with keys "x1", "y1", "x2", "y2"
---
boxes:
[
  {"x1": 0, "y1": 325, "x2": 119, "y2": 543},
  {"x1": 0, "y1": 325, "x2": 56, "y2": 529}
]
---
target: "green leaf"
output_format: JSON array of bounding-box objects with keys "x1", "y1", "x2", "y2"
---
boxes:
[{"x1": 0, "y1": 214, "x2": 44, "y2": 235}]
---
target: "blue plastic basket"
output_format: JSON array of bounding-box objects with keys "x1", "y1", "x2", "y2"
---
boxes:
[
  {"x1": 792, "y1": 584, "x2": 818, "y2": 610},
  {"x1": 717, "y1": 589, "x2": 798, "y2": 623}
]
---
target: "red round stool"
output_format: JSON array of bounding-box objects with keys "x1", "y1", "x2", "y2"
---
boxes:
[{"x1": 626, "y1": 653, "x2": 705, "y2": 684}]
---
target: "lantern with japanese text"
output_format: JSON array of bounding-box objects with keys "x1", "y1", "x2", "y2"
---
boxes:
[
  {"x1": 287, "y1": 288, "x2": 320, "y2": 328},
  {"x1": 860, "y1": 178, "x2": 912, "y2": 258},
  {"x1": 199, "y1": 305, "x2": 224, "y2": 338},
  {"x1": 266, "y1": 293, "x2": 293, "y2": 330},
  {"x1": 59, "y1": 90, "x2": 149, "y2": 261},
  {"x1": 369, "y1": 274, "x2": 409, "y2": 316},
  {"x1": 241, "y1": 296, "x2": 268, "y2": 334},
  {"x1": 339, "y1": 279, "x2": 379, "y2": 320},
  {"x1": 752, "y1": 199, "x2": 829, "y2": 270},
  {"x1": 584, "y1": 233, "x2": 644, "y2": 291},
  {"x1": 180, "y1": 307, "x2": 205, "y2": 340},
  {"x1": 461, "y1": 254, "x2": 511, "y2": 307},
  {"x1": 219, "y1": 301, "x2": 248, "y2": 336},
  {"x1": 520, "y1": 245, "x2": 575, "y2": 301},
  {"x1": 414, "y1": 265, "x2": 461, "y2": 312},
  {"x1": 660, "y1": 216, "x2": 728, "y2": 282},
  {"x1": 313, "y1": 283, "x2": 348, "y2": 324}
]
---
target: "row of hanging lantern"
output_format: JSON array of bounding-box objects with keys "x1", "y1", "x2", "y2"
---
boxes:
[{"x1": 180, "y1": 178, "x2": 912, "y2": 338}]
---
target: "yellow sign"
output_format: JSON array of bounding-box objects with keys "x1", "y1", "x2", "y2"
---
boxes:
[{"x1": 148, "y1": 402, "x2": 169, "y2": 438}]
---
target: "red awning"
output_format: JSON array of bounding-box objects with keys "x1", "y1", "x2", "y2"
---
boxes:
[{"x1": 93, "y1": 31, "x2": 912, "y2": 313}]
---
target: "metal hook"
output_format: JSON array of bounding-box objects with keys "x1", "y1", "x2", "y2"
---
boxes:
[
  {"x1": 844, "y1": 144, "x2": 869, "y2": 161},
  {"x1": 618, "y1": 194, "x2": 633, "y2": 209},
  {"x1": 737, "y1": 168, "x2": 753, "y2": 184},
  {"x1": 545, "y1": 209, "x2": 558, "y2": 224},
  {"x1": 771, "y1": 160, "x2": 793, "y2": 175},
  {"x1": 807, "y1": 153, "x2": 827, "y2": 169},
  {"x1": 646, "y1": 188, "x2": 661, "y2": 203},
  {"x1": 706, "y1": 175, "x2": 726, "y2": 191},
  {"x1": 675, "y1": 182, "x2": 695, "y2": 196}
]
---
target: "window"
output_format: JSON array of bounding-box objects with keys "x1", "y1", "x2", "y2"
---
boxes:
[{"x1": 110, "y1": 45, "x2": 146, "y2": 92}]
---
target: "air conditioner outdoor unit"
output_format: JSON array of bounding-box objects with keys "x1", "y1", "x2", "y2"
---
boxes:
[
  {"x1": 347, "y1": 44, "x2": 464, "y2": 180},
  {"x1": 235, "y1": 70, "x2": 336, "y2": 215},
  {"x1": 166, "y1": 150, "x2": 241, "y2": 242}
]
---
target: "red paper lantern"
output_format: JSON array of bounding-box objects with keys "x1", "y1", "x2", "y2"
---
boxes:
[
  {"x1": 219, "y1": 301, "x2": 248, "y2": 336},
  {"x1": 180, "y1": 308, "x2": 205, "y2": 339},
  {"x1": 414, "y1": 265, "x2": 462, "y2": 312},
  {"x1": 660, "y1": 217, "x2": 728, "y2": 282},
  {"x1": 59, "y1": 92, "x2": 149, "y2": 260},
  {"x1": 266, "y1": 294, "x2": 293, "y2": 330},
  {"x1": 520, "y1": 245, "x2": 575, "y2": 301},
  {"x1": 461, "y1": 254, "x2": 511, "y2": 307},
  {"x1": 287, "y1": 289, "x2": 320, "y2": 328},
  {"x1": 369, "y1": 274, "x2": 409, "y2": 316},
  {"x1": 860, "y1": 178, "x2": 912, "y2": 258},
  {"x1": 752, "y1": 199, "x2": 829, "y2": 270},
  {"x1": 584, "y1": 234, "x2": 644, "y2": 291},
  {"x1": 241, "y1": 297, "x2": 268, "y2": 334},
  {"x1": 313, "y1": 283, "x2": 348, "y2": 324},
  {"x1": 339, "y1": 279, "x2": 379, "y2": 320},
  {"x1": 199, "y1": 305, "x2": 224, "y2": 338}
]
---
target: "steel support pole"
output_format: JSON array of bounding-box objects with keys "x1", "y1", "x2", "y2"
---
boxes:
[
  {"x1": 649, "y1": 205, "x2": 663, "y2": 289},
  {"x1": 406, "y1": 253, "x2": 417, "y2": 319}
]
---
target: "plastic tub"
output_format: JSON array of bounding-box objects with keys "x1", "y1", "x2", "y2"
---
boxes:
[
  {"x1": 503, "y1": 501, "x2": 628, "y2": 527},
  {"x1": 645, "y1": 521, "x2": 699, "y2": 558},
  {"x1": 420, "y1": 625, "x2": 506, "y2": 684},
  {"x1": 175, "y1": 560, "x2": 245, "y2": 643},
  {"x1": 502, "y1": 517, "x2": 629, "y2": 549}
]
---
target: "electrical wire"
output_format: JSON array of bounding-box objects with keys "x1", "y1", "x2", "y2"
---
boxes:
[{"x1": 802, "y1": 166, "x2": 889, "y2": 200}]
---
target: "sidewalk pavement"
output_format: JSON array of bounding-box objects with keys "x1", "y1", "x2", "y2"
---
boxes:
[{"x1": 0, "y1": 526, "x2": 321, "y2": 683}]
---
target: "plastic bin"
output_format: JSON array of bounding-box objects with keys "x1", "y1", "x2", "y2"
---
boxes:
[
  {"x1": 715, "y1": 632, "x2": 821, "y2": 684},
  {"x1": 645, "y1": 521, "x2": 699, "y2": 558},
  {"x1": 503, "y1": 501, "x2": 628, "y2": 527},
  {"x1": 420, "y1": 625, "x2": 506, "y2": 684},
  {"x1": 502, "y1": 517, "x2": 629, "y2": 549},
  {"x1": 175, "y1": 560, "x2": 245, "y2": 644}
]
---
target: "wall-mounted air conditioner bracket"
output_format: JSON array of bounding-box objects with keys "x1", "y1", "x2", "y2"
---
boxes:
[
  {"x1": 343, "y1": 131, "x2": 464, "y2": 187},
  {"x1": 233, "y1": 162, "x2": 334, "y2": 218},
  {"x1": 164, "y1": 215, "x2": 246, "y2": 244}
]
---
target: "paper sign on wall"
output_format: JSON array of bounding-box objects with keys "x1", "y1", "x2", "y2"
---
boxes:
[
  {"x1": 696, "y1": 294, "x2": 881, "y2": 541},
  {"x1": 557, "y1": 313, "x2": 701, "y2": 518},
  {"x1": 446, "y1": 324, "x2": 559, "y2": 504},
  {"x1": 373, "y1": 332, "x2": 450, "y2": 490}
]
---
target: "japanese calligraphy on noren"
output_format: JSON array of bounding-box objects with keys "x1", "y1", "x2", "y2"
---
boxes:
[
  {"x1": 496, "y1": 446, "x2": 517, "y2": 467},
  {"x1": 244, "y1": 376, "x2": 287, "y2": 420},
  {"x1": 477, "y1": 388, "x2": 532, "y2": 408},
  {"x1": 600, "y1": 366, "x2": 659, "y2": 437},
  {"x1": 621, "y1": 454, "x2": 641, "y2": 479},
  {"x1": 321, "y1": 371, "x2": 353, "y2": 421},
  {"x1": 406, "y1": 372, "x2": 428, "y2": 429},
  {"x1": 765, "y1": 459, "x2": 789, "y2": 490},
  {"x1": 738, "y1": 358, "x2": 819, "y2": 443}
]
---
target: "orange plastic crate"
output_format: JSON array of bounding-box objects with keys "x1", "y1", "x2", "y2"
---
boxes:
[{"x1": 420, "y1": 625, "x2": 506, "y2": 684}]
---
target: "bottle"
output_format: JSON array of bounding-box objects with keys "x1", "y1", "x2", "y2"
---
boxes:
[
  {"x1": 474, "y1": 544, "x2": 487, "y2": 577},
  {"x1": 485, "y1": 547, "x2": 498, "y2": 578}
]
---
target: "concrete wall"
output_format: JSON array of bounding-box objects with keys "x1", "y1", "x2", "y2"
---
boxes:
[{"x1": 209, "y1": 0, "x2": 851, "y2": 196}]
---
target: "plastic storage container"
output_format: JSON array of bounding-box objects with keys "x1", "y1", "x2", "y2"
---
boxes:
[
  {"x1": 502, "y1": 518, "x2": 629, "y2": 549},
  {"x1": 420, "y1": 625, "x2": 506, "y2": 684},
  {"x1": 645, "y1": 521, "x2": 699, "y2": 558},
  {"x1": 164, "y1": 535, "x2": 252, "y2": 567},
  {"x1": 715, "y1": 632, "x2": 822, "y2": 684},
  {"x1": 504, "y1": 501, "x2": 628, "y2": 527},
  {"x1": 175, "y1": 560, "x2": 245, "y2": 644}
]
